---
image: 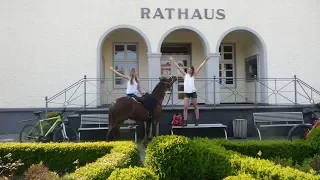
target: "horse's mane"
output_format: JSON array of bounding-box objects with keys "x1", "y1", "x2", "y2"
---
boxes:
[{"x1": 151, "y1": 79, "x2": 167, "y2": 100}]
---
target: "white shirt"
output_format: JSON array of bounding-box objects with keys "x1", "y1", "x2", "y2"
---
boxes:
[
  {"x1": 126, "y1": 78, "x2": 138, "y2": 95},
  {"x1": 184, "y1": 74, "x2": 196, "y2": 93}
]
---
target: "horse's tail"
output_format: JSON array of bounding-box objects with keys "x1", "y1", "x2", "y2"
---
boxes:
[
  {"x1": 108, "y1": 101, "x2": 116, "y2": 129},
  {"x1": 107, "y1": 101, "x2": 116, "y2": 141}
]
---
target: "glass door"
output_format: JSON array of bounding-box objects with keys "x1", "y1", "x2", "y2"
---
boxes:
[{"x1": 161, "y1": 55, "x2": 190, "y2": 105}]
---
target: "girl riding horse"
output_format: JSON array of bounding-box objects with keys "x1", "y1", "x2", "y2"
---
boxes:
[{"x1": 106, "y1": 76, "x2": 177, "y2": 146}]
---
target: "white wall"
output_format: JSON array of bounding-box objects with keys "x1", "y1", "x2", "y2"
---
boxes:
[{"x1": 1, "y1": 0, "x2": 320, "y2": 108}]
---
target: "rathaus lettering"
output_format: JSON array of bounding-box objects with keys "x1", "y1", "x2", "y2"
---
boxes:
[{"x1": 141, "y1": 8, "x2": 226, "y2": 20}]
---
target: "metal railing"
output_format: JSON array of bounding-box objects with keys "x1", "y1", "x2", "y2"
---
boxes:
[{"x1": 45, "y1": 75, "x2": 320, "y2": 116}]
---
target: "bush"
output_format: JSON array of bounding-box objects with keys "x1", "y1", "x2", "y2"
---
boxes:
[
  {"x1": 0, "y1": 142, "x2": 113, "y2": 174},
  {"x1": 223, "y1": 173, "x2": 256, "y2": 180},
  {"x1": 64, "y1": 141, "x2": 140, "y2": 180},
  {"x1": 47, "y1": 112, "x2": 62, "y2": 119},
  {"x1": 307, "y1": 126, "x2": 320, "y2": 152},
  {"x1": 145, "y1": 135, "x2": 204, "y2": 180},
  {"x1": 192, "y1": 138, "x2": 235, "y2": 179},
  {"x1": 230, "y1": 153, "x2": 320, "y2": 179},
  {"x1": 213, "y1": 139, "x2": 316, "y2": 163},
  {"x1": 271, "y1": 155, "x2": 320, "y2": 175},
  {"x1": 24, "y1": 162, "x2": 59, "y2": 180},
  {"x1": 42, "y1": 111, "x2": 62, "y2": 139},
  {"x1": 0, "y1": 153, "x2": 24, "y2": 177},
  {"x1": 310, "y1": 155, "x2": 320, "y2": 174},
  {"x1": 108, "y1": 167, "x2": 158, "y2": 180}
]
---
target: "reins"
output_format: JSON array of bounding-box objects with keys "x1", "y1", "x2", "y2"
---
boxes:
[{"x1": 158, "y1": 76, "x2": 175, "y2": 108}]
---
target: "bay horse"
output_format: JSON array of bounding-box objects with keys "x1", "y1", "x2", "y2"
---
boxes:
[{"x1": 106, "y1": 76, "x2": 177, "y2": 146}]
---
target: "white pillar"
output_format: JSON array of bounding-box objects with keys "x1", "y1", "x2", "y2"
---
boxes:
[
  {"x1": 205, "y1": 53, "x2": 221, "y2": 105},
  {"x1": 147, "y1": 53, "x2": 162, "y2": 92}
]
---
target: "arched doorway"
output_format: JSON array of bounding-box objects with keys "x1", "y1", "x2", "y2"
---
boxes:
[
  {"x1": 157, "y1": 26, "x2": 210, "y2": 105},
  {"x1": 97, "y1": 25, "x2": 151, "y2": 106},
  {"x1": 216, "y1": 27, "x2": 267, "y2": 105}
]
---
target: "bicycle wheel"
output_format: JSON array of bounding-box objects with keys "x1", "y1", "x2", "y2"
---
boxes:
[
  {"x1": 53, "y1": 125, "x2": 79, "y2": 143},
  {"x1": 288, "y1": 124, "x2": 312, "y2": 142},
  {"x1": 19, "y1": 124, "x2": 41, "y2": 143}
]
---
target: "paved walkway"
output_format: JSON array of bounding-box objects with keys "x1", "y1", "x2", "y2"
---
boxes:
[{"x1": 0, "y1": 134, "x2": 18, "y2": 142}]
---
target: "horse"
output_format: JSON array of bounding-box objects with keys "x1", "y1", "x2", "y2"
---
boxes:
[{"x1": 106, "y1": 76, "x2": 177, "y2": 146}]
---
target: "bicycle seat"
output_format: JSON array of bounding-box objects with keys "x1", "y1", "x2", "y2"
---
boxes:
[
  {"x1": 33, "y1": 111, "x2": 42, "y2": 116},
  {"x1": 62, "y1": 120, "x2": 70, "y2": 125}
]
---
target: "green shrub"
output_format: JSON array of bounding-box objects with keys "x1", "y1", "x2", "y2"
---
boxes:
[
  {"x1": 42, "y1": 111, "x2": 62, "y2": 138},
  {"x1": 47, "y1": 112, "x2": 62, "y2": 119},
  {"x1": 0, "y1": 142, "x2": 113, "y2": 174},
  {"x1": 223, "y1": 173, "x2": 256, "y2": 180},
  {"x1": 230, "y1": 153, "x2": 320, "y2": 180},
  {"x1": 192, "y1": 138, "x2": 235, "y2": 179},
  {"x1": 64, "y1": 141, "x2": 140, "y2": 180},
  {"x1": 214, "y1": 139, "x2": 316, "y2": 163},
  {"x1": 307, "y1": 126, "x2": 320, "y2": 152},
  {"x1": 145, "y1": 135, "x2": 204, "y2": 180},
  {"x1": 310, "y1": 155, "x2": 320, "y2": 174},
  {"x1": 272, "y1": 155, "x2": 320, "y2": 175},
  {"x1": 108, "y1": 167, "x2": 159, "y2": 180}
]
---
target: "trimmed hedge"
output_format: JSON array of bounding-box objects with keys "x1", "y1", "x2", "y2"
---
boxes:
[
  {"x1": 212, "y1": 139, "x2": 316, "y2": 163},
  {"x1": 145, "y1": 136, "x2": 235, "y2": 180},
  {"x1": 0, "y1": 142, "x2": 113, "y2": 174},
  {"x1": 108, "y1": 167, "x2": 159, "y2": 180},
  {"x1": 230, "y1": 154, "x2": 320, "y2": 179},
  {"x1": 145, "y1": 135, "x2": 204, "y2": 180},
  {"x1": 223, "y1": 173, "x2": 256, "y2": 180},
  {"x1": 192, "y1": 138, "x2": 234, "y2": 179},
  {"x1": 64, "y1": 141, "x2": 140, "y2": 180},
  {"x1": 307, "y1": 126, "x2": 320, "y2": 151},
  {"x1": 145, "y1": 135, "x2": 320, "y2": 180}
]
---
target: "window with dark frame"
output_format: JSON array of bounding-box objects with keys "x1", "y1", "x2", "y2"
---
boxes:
[
  {"x1": 219, "y1": 44, "x2": 235, "y2": 87},
  {"x1": 113, "y1": 43, "x2": 138, "y2": 88}
]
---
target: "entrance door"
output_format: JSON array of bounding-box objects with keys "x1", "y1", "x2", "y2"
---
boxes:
[{"x1": 161, "y1": 55, "x2": 191, "y2": 105}]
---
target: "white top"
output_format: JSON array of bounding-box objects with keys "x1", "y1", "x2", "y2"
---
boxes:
[
  {"x1": 184, "y1": 74, "x2": 196, "y2": 93},
  {"x1": 126, "y1": 78, "x2": 138, "y2": 94}
]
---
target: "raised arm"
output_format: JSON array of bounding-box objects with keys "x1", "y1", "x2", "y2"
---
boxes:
[
  {"x1": 136, "y1": 78, "x2": 144, "y2": 96},
  {"x1": 109, "y1": 66, "x2": 129, "y2": 80},
  {"x1": 194, "y1": 56, "x2": 210, "y2": 77},
  {"x1": 169, "y1": 56, "x2": 186, "y2": 76}
]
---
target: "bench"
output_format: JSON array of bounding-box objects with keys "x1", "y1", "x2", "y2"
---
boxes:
[
  {"x1": 78, "y1": 114, "x2": 137, "y2": 142},
  {"x1": 171, "y1": 124, "x2": 228, "y2": 140},
  {"x1": 253, "y1": 112, "x2": 312, "y2": 140}
]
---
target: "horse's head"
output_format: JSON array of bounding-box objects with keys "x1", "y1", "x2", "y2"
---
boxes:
[{"x1": 158, "y1": 76, "x2": 177, "y2": 90}]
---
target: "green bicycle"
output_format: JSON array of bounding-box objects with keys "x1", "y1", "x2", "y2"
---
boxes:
[{"x1": 19, "y1": 108, "x2": 79, "y2": 143}]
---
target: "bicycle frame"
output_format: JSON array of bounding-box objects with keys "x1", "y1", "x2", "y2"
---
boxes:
[{"x1": 26, "y1": 115, "x2": 62, "y2": 140}]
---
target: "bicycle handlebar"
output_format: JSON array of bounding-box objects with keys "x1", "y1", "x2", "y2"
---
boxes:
[
  {"x1": 304, "y1": 107, "x2": 320, "y2": 120},
  {"x1": 58, "y1": 107, "x2": 66, "y2": 117}
]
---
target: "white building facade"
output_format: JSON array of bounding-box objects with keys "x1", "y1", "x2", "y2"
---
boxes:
[{"x1": 1, "y1": 0, "x2": 320, "y2": 109}]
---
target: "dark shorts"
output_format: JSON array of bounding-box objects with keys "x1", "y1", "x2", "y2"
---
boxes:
[
  {"x1": 127, "y1": 93, "x2": 135, "y2": 98},
  {"x1": 184, "y1": 92, "x2": 197, "y2": 99}
]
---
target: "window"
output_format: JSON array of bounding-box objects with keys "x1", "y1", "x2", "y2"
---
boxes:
[
  {"x1": 113, "y1": 44, "x2": 138, "y2": 88},
  {"x1": 245, "y1": 55, "x2": 258, "y2": 81},
  {"x1": 219, "y1": 44, "x2": 235, "y2": 87}
]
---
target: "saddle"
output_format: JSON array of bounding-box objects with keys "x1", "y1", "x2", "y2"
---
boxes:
[{"x1": 130, "y1": 93, "x2": 157, "y2": 120}]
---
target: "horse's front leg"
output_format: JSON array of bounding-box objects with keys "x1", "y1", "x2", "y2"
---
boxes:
[
  {"x1": 152, "y1": 121, "x2": 158, "y2": 138},
  {"x1": 144, "y1": 121, "x2": 151, "y2": 147}
]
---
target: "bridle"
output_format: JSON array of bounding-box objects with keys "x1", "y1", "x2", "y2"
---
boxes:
[{"x1": 159, "y1": 76, "x2": 176, "y2": 108}]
